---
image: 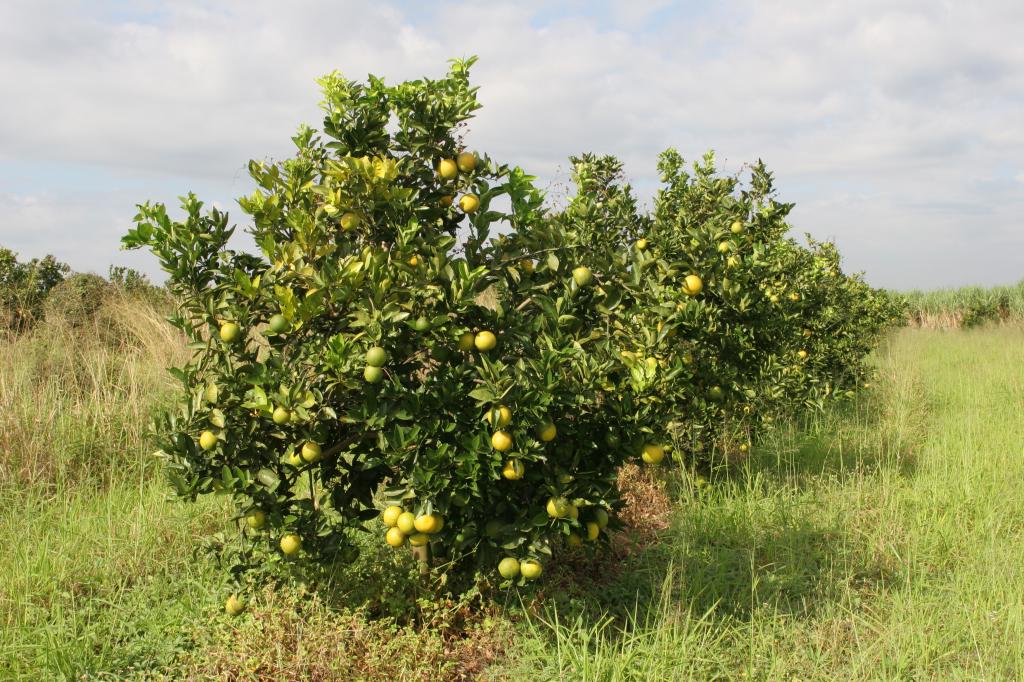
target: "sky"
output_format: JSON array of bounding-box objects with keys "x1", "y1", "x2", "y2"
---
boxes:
[{"x1": 1, "y1": 0, "x2": 1022, "y2": 290}]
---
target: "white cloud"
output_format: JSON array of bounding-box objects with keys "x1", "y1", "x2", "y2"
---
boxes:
[{"x1": 0, "y1": 0, "x2": 1021, "y2": 289}]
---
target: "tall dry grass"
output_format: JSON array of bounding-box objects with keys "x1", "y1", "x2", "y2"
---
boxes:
[{"x1": 0, "y1": 291, "x2": 186, "y2": 495}]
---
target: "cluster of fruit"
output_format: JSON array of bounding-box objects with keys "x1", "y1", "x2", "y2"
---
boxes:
[{"x1": 380, "y1": 505, "x2": 444, "y2": 548}]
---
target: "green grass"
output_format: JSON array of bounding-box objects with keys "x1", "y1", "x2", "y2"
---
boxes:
[
  {"x1": 2, "y1": 306, "x2": 1023, "y2": 680},
  {"x1": 506, "y1": 326, "x2": 1024, "y2": 680}
]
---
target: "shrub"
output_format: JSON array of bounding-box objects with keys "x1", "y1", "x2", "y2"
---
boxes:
[
  {"x1": 0, "y1": 246, "x2": 70, "y2": 332},
  {"x1": 43, "y1": 272, "x2": 113, "y2": 327}
]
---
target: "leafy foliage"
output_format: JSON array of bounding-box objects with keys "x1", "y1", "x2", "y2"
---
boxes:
[{"x1": 0, "y1": 246, "x2": 70, "y2": 332}]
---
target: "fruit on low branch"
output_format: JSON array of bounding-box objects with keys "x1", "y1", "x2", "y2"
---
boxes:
[
  {"x1": 382, "y1": 506, "x2": 403, "y2": 528},
  {"x1": 498, "y1": 557, "x2": 520, "y2": 579},
  {"x1": 225, "y1": 594, "x2": 246, "y2": 616},
  {"x1": 520, "y1": 560, "x2": 543, "y2": 579},
  {"x1": 245, "y1": 510, "x2": 267, "y2": 530},
  {"x1": 219, "y1": 322, "x2": 241, "y2": 343},
  {"x1": 280, "y1": 533, "x2": 302, "y2": 556},
  {"x1": 385, "y1": 527, "x2": 406, "y2": 547},
  {"x1": 641, "y1": 443, "x2": 665, "y2": 465}
]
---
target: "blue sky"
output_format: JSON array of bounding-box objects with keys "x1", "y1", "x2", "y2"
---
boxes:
[{"x1": 1, "y1": 0, "x2": 1022, "y2": 289}]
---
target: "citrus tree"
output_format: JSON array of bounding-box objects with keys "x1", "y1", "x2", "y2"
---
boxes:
[
  {"x1": 124, "y1": 59, "x2": 901, "y2": 607},
  {"x1": 124, "y1": 59, "x2": 633, "y2": 591}
]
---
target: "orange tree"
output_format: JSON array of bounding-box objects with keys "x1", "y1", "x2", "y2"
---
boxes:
[
  {"x1": 123, "y1": 60, "x2": 634, "y2": 588},
  {"x1": 541, "y1": 150, "x2": 902, "y2": 465}
]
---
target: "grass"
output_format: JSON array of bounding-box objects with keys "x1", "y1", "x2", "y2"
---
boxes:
[
  {"x1": 1, "y1": 303, "x2": 1023, "y2": 680},
  {"x1": 901, "y1": 279, "x2": 1024, "y2": 328}
]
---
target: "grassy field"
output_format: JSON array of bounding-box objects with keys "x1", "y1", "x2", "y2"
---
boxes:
[{"x1": 2, "y1": 302, "x2": 1023, "y2": 680}]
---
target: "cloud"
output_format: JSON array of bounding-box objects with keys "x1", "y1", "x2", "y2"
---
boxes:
[{"x1": 0, "y1": 0, "x2": 1021, "y2": 289}]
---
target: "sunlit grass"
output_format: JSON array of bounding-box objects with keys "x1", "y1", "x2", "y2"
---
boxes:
[{"x1": 2, "y1": 304, "x2": 1022, "y2": 680}]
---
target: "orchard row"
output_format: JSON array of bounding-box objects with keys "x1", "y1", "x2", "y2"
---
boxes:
[{"x1": 124, "y1": 59, "x2": 901, "y2": 609}]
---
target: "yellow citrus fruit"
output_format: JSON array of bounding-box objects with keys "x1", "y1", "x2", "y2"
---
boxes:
[
  {"x1": 456, "y1": 151, "x2": 477, "y2": 172},
  {"x1": 502, "y1": 459, "x2": 525, "y2": 480},
  {"x1": 566, "y1": 533, "x2": 583, "y2": 549},
  {"x1": 521, "y1": 259, "x2": 534, "y2": 273},
  {"x1": 797, "y1": 349, "x2": 809, "y2": 360},
  {"x1": 272, "y1": 406, "x2": 291, "y2": 425},
  {"x1": 459, "y1": 194, "x2": 480, "y2": 213},
  {"x1": 301, "y1": 441, "x2": 322, "y2": 463},
  {"x1": 287, "y1": 451, "x2": 303, "y2": 467},
  {"x1": 491, "y1": 430, "x2": 513, "y2": 452},
  {"x1": 437, "y1": 159, "x2": 458, "y2": 180},
  {"x1": 396, "y1": 511, "x2": 416, "y2": 535},
  {"x1": 382, "y1": 505, "x2": 403, "y2": 528},
  {"x1": 537, "y1": 421, "x2": 557, "y2": 442},
  {"x1": 730, "y1": 220, "x2": 744, "y2": 234},
  {"x1": 546, "y1": 496, "x2": 570, "y2": 518},
  {"x1": 225, "y1": 594, "x2": 246, "y2": 616},
  {"x1": 440, "y1": 194, "x2": 455, "y2": 207},
  {"x1": 474, "y1": 331, "x2": 497, "y2": 351},
  {"x1": 245, "y1": 510, "x2": 266, "y2": 530},
  {"x1": 280, "y1": 533, "x2": 302, "y2": 556},
  {"x1": 199, "y1": 430, "x2": 218, "y2": 451},
  {"x1": 486, "y1": 405, "x2": 513, "y2": 427},
  {"x1": 385, "y1": 526, "x2": 406, "y2": 547},
  {"x1": 636, "y1": 238, "x2": 649, "y2": 250},
  {"x1": 682, "y1": 274, "x2": 703, "y2": 297},
  {"x1": 593, "y1": 507, "x2": 609, "y2": 529},
  {"x1": 568, "y1": 504, "x2": 579, "y2": 521},
  {"x1": 586, "y1": 521, "x2": 600, "y2": 541},
  {"x1": 641, "y1": 443, "x2": 665, "y2": 465},
  {"x1": 219, "y1": 322, "x2": 241, "y2": 343},
  {"x1": 204, "y1": 383, "x2": 219, "y2": 403},
  {"x1": 458, "y1": 332, "x2": 476, "y2": 351},
  {"x1": 572, "y1": 266, "x2": 594, "y2": 287},
  {"x1": 364, "y1": 365, "x2": 384, "y2": 383},
  {"x1": 407, "y1": 255, "x2": 420, "y2": 267},
  {"x1": 498, "y1": 556, "x2": 520, "y2": 578},
  {"x1": 520, "y1": 560, "x2": 543, "y2": 579},
  {"x1": 408, "y1": 533, "x2": 430, "y2": 547},
  {"x1": 340, "y1": 212, "x2": 361, "y2": 231},
  {"x1": 414, "y1": 513, "x2": 442, "y2": 534},
  {"x1": 717, "y1": 241, "x2": 731, "y2": 254},
  {"x1": 738, "y1": 443, "x2": 749, "y2": 453}
]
